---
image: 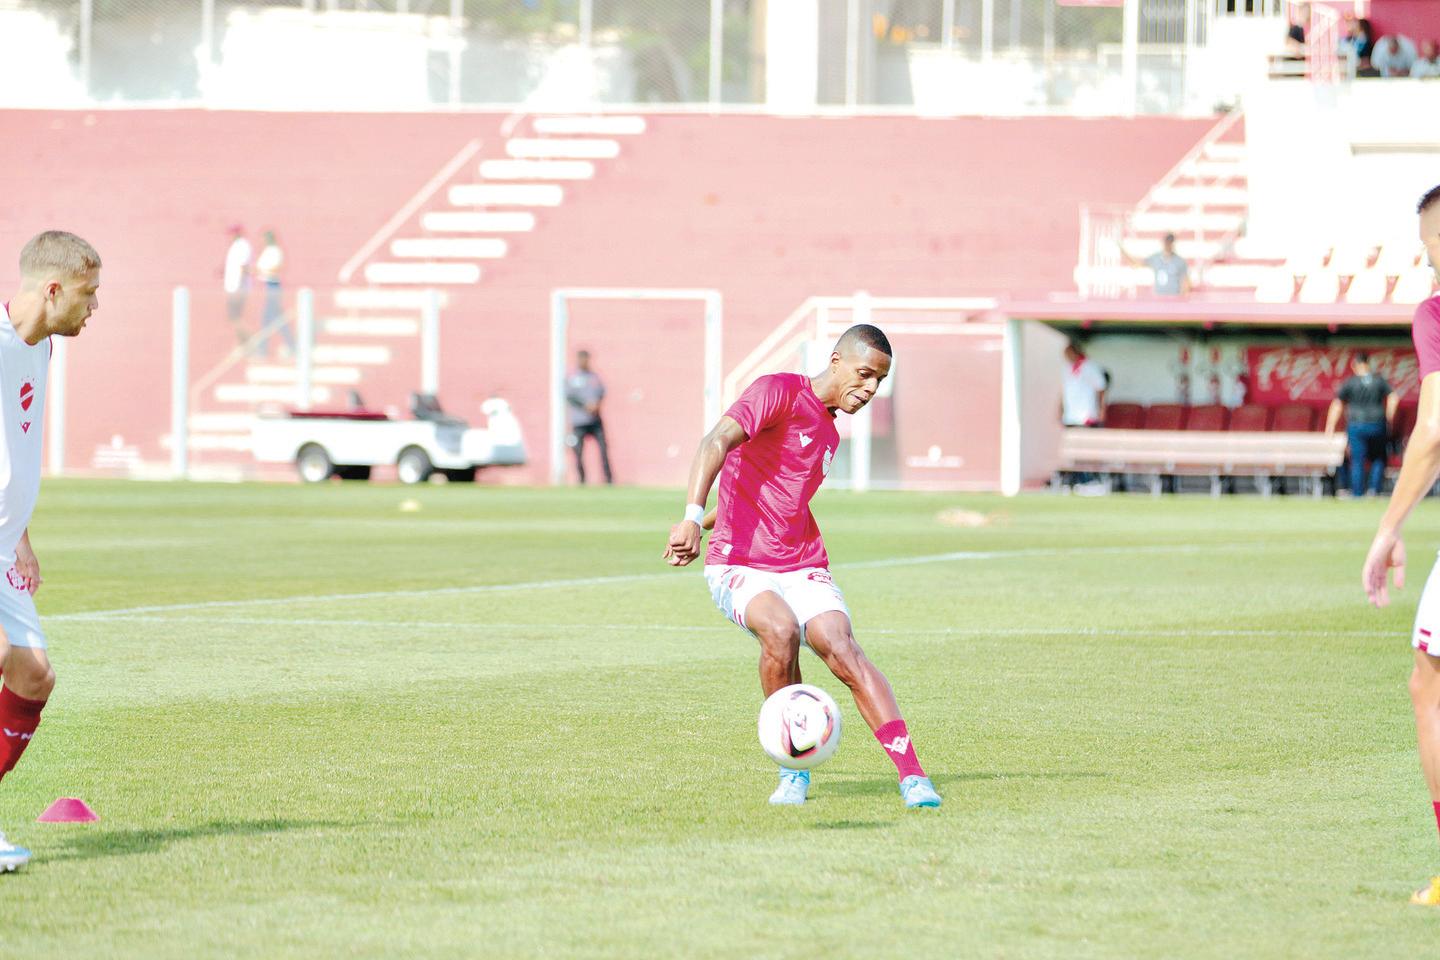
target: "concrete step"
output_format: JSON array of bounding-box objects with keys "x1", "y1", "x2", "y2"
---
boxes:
[
  {"x1": 480, "y1": 159, "x2": 595, "y2": 181},
  {"x1": 532, "y1": 115, "x2": 646, "y2": 135},
  {"x1": 1150, "y1": 185, "x2": 1250, "y2": 207},
  {"x1": 448, "y1": 184, "x2": 564, "y2": 207},
  {"x1": 1121, "y1": 238, "x2": 1223, "y2": 261},
  {"x1": 1131, "y1": 211, "x2": 1245, "y2": 233},
  {"x1": 1180, "y1": 159, "x2": 1247, "y2": 181},
  {"x1": 322, "y1": 316, "x2": 420, "y2": 337},
  {"x1": 363, "y1": 262, "x2": 482, "y2": 285},
  {"x1": 334, "y1": 289, "x2": 450, "y2": 310},
  {"x1": 390, "y1": 237, "x2": 508, "y2": 259},
  {"x1": 506, "y1": 137, "x2": 620, "y2": 160},
  {"x1": 215, "y1": 384, "x2": 333, "y2": 404},
  {"x1": 188, "y1": 412, "x2": 257, "y2": 432},
  {"x1": 245, "y1": 365, "x2": 362, "y2": 386},
  {"x1": 314, "y1": 344, "x2": 391, "y2": 365},
  {"x1": 1202, "y1": 142, "x2": 1247, "y2": 161},
  {"x1": 421, "y1": 211, "x2": 536, "y2": 232}
]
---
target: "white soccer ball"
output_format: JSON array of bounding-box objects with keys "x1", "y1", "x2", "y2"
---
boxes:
[{"x1": 757, "y1": 683, "x2": 842, "y2": 770}]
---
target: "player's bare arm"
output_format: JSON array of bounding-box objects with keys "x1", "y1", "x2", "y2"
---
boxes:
[
  {"x1": 1364, "y1": 371, "x2": 1440, "y2": 606},
  {"x1": 14, "y1": 530, "x2": 40, "y2": 596},
  {"x1": 664, "y1": 416, "x2": 747, "y2": 566}
]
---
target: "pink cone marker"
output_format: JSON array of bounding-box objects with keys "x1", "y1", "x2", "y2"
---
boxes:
[{"x1": 36, "y1": 797, "x2": 99, "y2": 823}]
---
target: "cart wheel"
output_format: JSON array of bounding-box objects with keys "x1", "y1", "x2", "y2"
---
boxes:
[
  {"x1": 297, "y1": 444, "x2": 334, "y2": 483},
  {"x1": 397, "y1": 446, "x2": 434, "y2": 485},
  {"x1": 443, "y1": 467, "x2": 477, "y2": 483},
  {"x1": 336, "y1": 465, "x2": 373, "y2": 482}
]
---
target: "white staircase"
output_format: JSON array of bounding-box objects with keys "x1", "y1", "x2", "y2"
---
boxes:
[{"x1": 180, "y1": 114, "x2": 649, "y2": 475}]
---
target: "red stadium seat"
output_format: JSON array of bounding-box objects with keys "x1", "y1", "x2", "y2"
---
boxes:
[
  {"x1": 1228, "y1": 405, "x2": 1271, "y2": 431},
  {"x1": 1186, "y1": 405, "x2": 1229, "y2": 431},
  {"x1": 1271, "y1": 404, "x2": 1316, "y2": 432},
  {"x1": 1103, "y1": 403, "x2": 1145, "y2": 429},
  {"x1": 1144, "y1": 404, "x2": 1188, "y2": 430}
]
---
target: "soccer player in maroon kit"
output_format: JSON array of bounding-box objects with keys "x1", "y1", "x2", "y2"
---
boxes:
[
  {"x1": 665, "y1": 324, "x2": 941, "y2": 807},
  {"x1": 1363, "y1": 184, "x2": 1440, "y2": 903}
]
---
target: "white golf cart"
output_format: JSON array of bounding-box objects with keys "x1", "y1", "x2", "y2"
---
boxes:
[{"x1": 252, "y1": 394, "x2": 526, "y2": 484}]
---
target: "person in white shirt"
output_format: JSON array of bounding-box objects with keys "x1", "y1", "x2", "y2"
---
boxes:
[
  {"x1": 255, "y1": 230, "x2": 294, "y2": 358},
  {"x1": 1061, "y1": 342, "x2": 1109, "y2": 493},
  {"x1": 222, "y1": 225, "x2": 252, "y2": 351},
  {"x1": 0, "y1": 231, "x2": 101, "y2": 873},
  {"x1": 1411, "y1": 39, "x2": 1440, "y2": 78},
  {"x1": 1372, "y1": 34, "x2": 1418, "y2": 76}
]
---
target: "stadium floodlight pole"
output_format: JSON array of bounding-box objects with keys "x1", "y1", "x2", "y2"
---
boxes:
[
  {"x1": 79, "y1": 0, "x2": 93, "y2": 97},
  {"x1": 942, "y1": 0, "x2": 955, "y2": 54},
  {"x1": 421, "y1": 288, "x2": 441, "y2": 396},
  {"x1": 981, "y1": 0, "x2": 994, "y2": 63},
  {"x1": 579, "y1": 0, "x2": 593, "y2": 50},
  {"x1": 845, "y1": 0, "x2": 860, "y2": 107},
  {"x1": 999, "y1": 317, "x2": 1023, "y2": 498},
  {"x1": 850, "y1": 291, "x2": 873, "y2": 493},
  {"x1": 296, "y1": 288, "x2": 314, "y2": 412},
  {"x1": 171, "y1": 287, "x2": 190, "y2": 480},
  {"x1": 449, "y1": 0, "x2": 462, "y2": 106},
  {"x1": 548, "y1": 291, "x2": 570, "y2": 486},
  {"x1": 46, "y1": 337, "x2": 66, "y2": 476},
  {"x1": 1122, "y1": 0, "x2": 1140, "y2": 116}
]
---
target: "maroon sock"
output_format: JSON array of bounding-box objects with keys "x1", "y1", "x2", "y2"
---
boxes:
[
  {"x1": 874, "y1": 719, "x2": 925, "y2": 780},
  {"x1": 1432, "y1": 801, "x2": 1440, "y2": 842},
  {"x1": 0, "y1": 686, "x2": 45, "y2": 781}
]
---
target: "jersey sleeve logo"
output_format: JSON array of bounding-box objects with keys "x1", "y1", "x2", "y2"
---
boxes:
[{"x1": 798, "y1": 433, "x2": 813, "y2": 448}]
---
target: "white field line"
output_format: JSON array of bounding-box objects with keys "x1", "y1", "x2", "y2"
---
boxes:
[
  {"x1": 51, "y1": 540, "x2": 1349, "y2": 624},
  {"x1": 63, "y1": 614, "x2": 1400, "y2": 641}
]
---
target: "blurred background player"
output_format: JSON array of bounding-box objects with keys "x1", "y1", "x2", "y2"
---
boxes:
[
  {"x1": 0, "y1": 231, "x2": 102, "y2": 872},
  {"x1": 664, "y1": 324, "x2": 941, "y2": 809},
  {"x1": 565, "y1": 348, "x2": 613, "y2": 485},
  {"x1": 1361, "y1": 184, "x2": 1440, "y2": 905},
  {"x1": 1325, "y1": 351, "x2": 1398, "y2": 497}
]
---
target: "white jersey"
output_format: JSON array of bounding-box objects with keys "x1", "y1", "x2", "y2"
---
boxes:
[
  {"x1": 1062, "y1": 357, "x2": 1107, "y2": 426},
  {"x1": 0, "y1": 304, "x2": 48, "y2": 565}
]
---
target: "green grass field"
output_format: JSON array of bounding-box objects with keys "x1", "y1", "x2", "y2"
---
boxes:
[{"x1": 3, "y1": 480, "x2": 1438, "y2": 957}]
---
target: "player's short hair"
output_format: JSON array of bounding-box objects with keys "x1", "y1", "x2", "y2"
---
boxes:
[
  {"x1": 835, "y1": 323, "x2": 892, "y2": 358},
  {"x1": 1354, "y1": 350, "x2": 1371, "y2": 365},
  {"x1": 1418, "y1": 185, "x2": 1440, "y2": 215},
  {"x1": 19, "y1": 231, "x2": 102, "y2": 280}
]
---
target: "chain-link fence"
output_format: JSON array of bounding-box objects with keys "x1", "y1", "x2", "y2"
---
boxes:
[{"x1": 0, "y1": 0, "x2": 1262, "y2": 113}]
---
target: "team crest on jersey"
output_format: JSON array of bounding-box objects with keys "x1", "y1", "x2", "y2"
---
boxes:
[
  {"x1": 821, "y1": 447, "x2": 834, "y2": 477},
  {"x1": 18, "y1": 379, "x2": 34, "y2": 435},
  {"x1": 5, "y1": 567, "x2": 26, "y2": 592}
]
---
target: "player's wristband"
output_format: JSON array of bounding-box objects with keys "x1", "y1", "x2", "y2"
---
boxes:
[{"x1": 682, "y1": 504, "x2": 705, "y2": 527}]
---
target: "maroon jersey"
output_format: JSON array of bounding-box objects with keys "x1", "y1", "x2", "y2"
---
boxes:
[
  {"x1": 706, "y1": 373, "x2": 839, "y2": 572},
  {"x1": 1415, "y1": 296, "x2": 1440, "y2": 378}
]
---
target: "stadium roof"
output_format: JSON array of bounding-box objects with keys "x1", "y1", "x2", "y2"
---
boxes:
[{"x1": 1003, "y1": 297, "x2": 1419, "y2": 330}]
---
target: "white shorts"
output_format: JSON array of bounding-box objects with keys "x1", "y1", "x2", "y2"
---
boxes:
[
  {"x1": 704, "y1": 564, "x2": 850, "y2": 643},
  {"x1": 0, "y1": 566, "x2": 44, "y2": 650}
]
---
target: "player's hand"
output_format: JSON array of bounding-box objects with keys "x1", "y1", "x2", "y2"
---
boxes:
[
  {"x1": 664, "y1": 521, "x2": 702, "y2": 567},
  {"x1": 14, "y1": 539, "x2": 41, "y2": 596},
  {"x1": 1362, "y1": 528, "x2": 1405, "y2": 608}
]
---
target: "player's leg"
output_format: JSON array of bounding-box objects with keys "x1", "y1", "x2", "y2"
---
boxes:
[
  {"x1": 743, "y1": 593, "x2": 811, "y2": 805},
  {"x1": 1409, "y1": 557, "x2": 1440, "y2": 903},
  {"x1": 593, "y1": 420, "x2": 614, "y2": 485},
  {"x1": 802, "y1": 614, "x2": 938, "y2": 807},
  {"x1": 0, "y1": 645, "x2": 52, "y2": 781},
  {"x1": 572, "y1": 426, "x2": 589, "y2": 484},
  {"x1": 0, "y1": 631, "x2": 36, "y2": 872}
]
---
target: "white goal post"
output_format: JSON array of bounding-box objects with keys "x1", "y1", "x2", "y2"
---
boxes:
[{"x1": 548, "y1": 287, "x2": 722, "y2": 485}]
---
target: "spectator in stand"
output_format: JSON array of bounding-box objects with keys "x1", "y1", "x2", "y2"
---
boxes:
[
  {"x1": 1061, "y1": 343, "x2": 1108, "y2": 494},
  {"x1": 1339, "y1": 16, "x2": 1377, "y2": 73},
  {"x1": 1123, "y1": 233, "x2": 1191, "y2": 296},
  {"x1": 1371, "y1": 34, "x2": 1418, "y2": 77},
  {"x1": 255, "y1": 230, "x2": 294, "y2": 359},
  {"x1": 1326, "y1": 351, "x2": 1399, "y2": 497},
  {"x1": 565, "y1": 349, "x2": 614, "y2": 485},
  {"x1": 222, "y1": 224, "x2": 251, "y2": 352},
  {"x1": 1412, "y1": 40, "x2": 1440, "y2": 78},
  {"x1": 1286, "y1": 4, "x2": 1308, "y2": 52}
]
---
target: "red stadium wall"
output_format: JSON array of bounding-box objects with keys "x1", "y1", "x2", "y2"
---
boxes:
[
  {"x1": 0, "y1": 109, "x2": 1209, "y2": 486},
  {"x1": 1366, "y1": 0, "x2": 1440, "y2": 40}
]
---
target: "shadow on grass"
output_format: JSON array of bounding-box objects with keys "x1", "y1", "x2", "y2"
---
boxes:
[
  {"x1": 46, "y1": 818, "x2": 344, "y2": 862},
  {"x1": 818, "y1": 769, "x2": 1107, "y2": 798},
  {"x1": 810, "y1": 819, "x2": 886, "y2": 831}
]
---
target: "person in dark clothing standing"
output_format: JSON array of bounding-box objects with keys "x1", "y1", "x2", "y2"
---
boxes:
[
  {"x1": 1327, "y1": 351, "x2": 1399, "y2": 496},
  {"x1": 566, "y1": 349, "x2": 614, "y2": 485}
]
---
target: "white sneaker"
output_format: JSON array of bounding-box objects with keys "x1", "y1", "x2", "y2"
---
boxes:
[{"x1": 0, "y1": 829, "x2": 31, "y2": 873}]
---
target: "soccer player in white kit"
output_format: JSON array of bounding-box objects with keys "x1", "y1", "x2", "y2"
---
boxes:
[
  {"x1": 665, "y1": 324, "x2": 941, "y2": 809},
  {"x1": 0, "y1": 232, "x2": 101, "y2": 872}
]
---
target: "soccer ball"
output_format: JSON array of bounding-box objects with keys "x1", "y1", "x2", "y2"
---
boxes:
[{"x1": 757, "y1": 683, "x2": 842, "y2": 770}]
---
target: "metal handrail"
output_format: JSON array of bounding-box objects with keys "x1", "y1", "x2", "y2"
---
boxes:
[{"x1": 188, "y1": 309, "x2": 298, "y2": 409}]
